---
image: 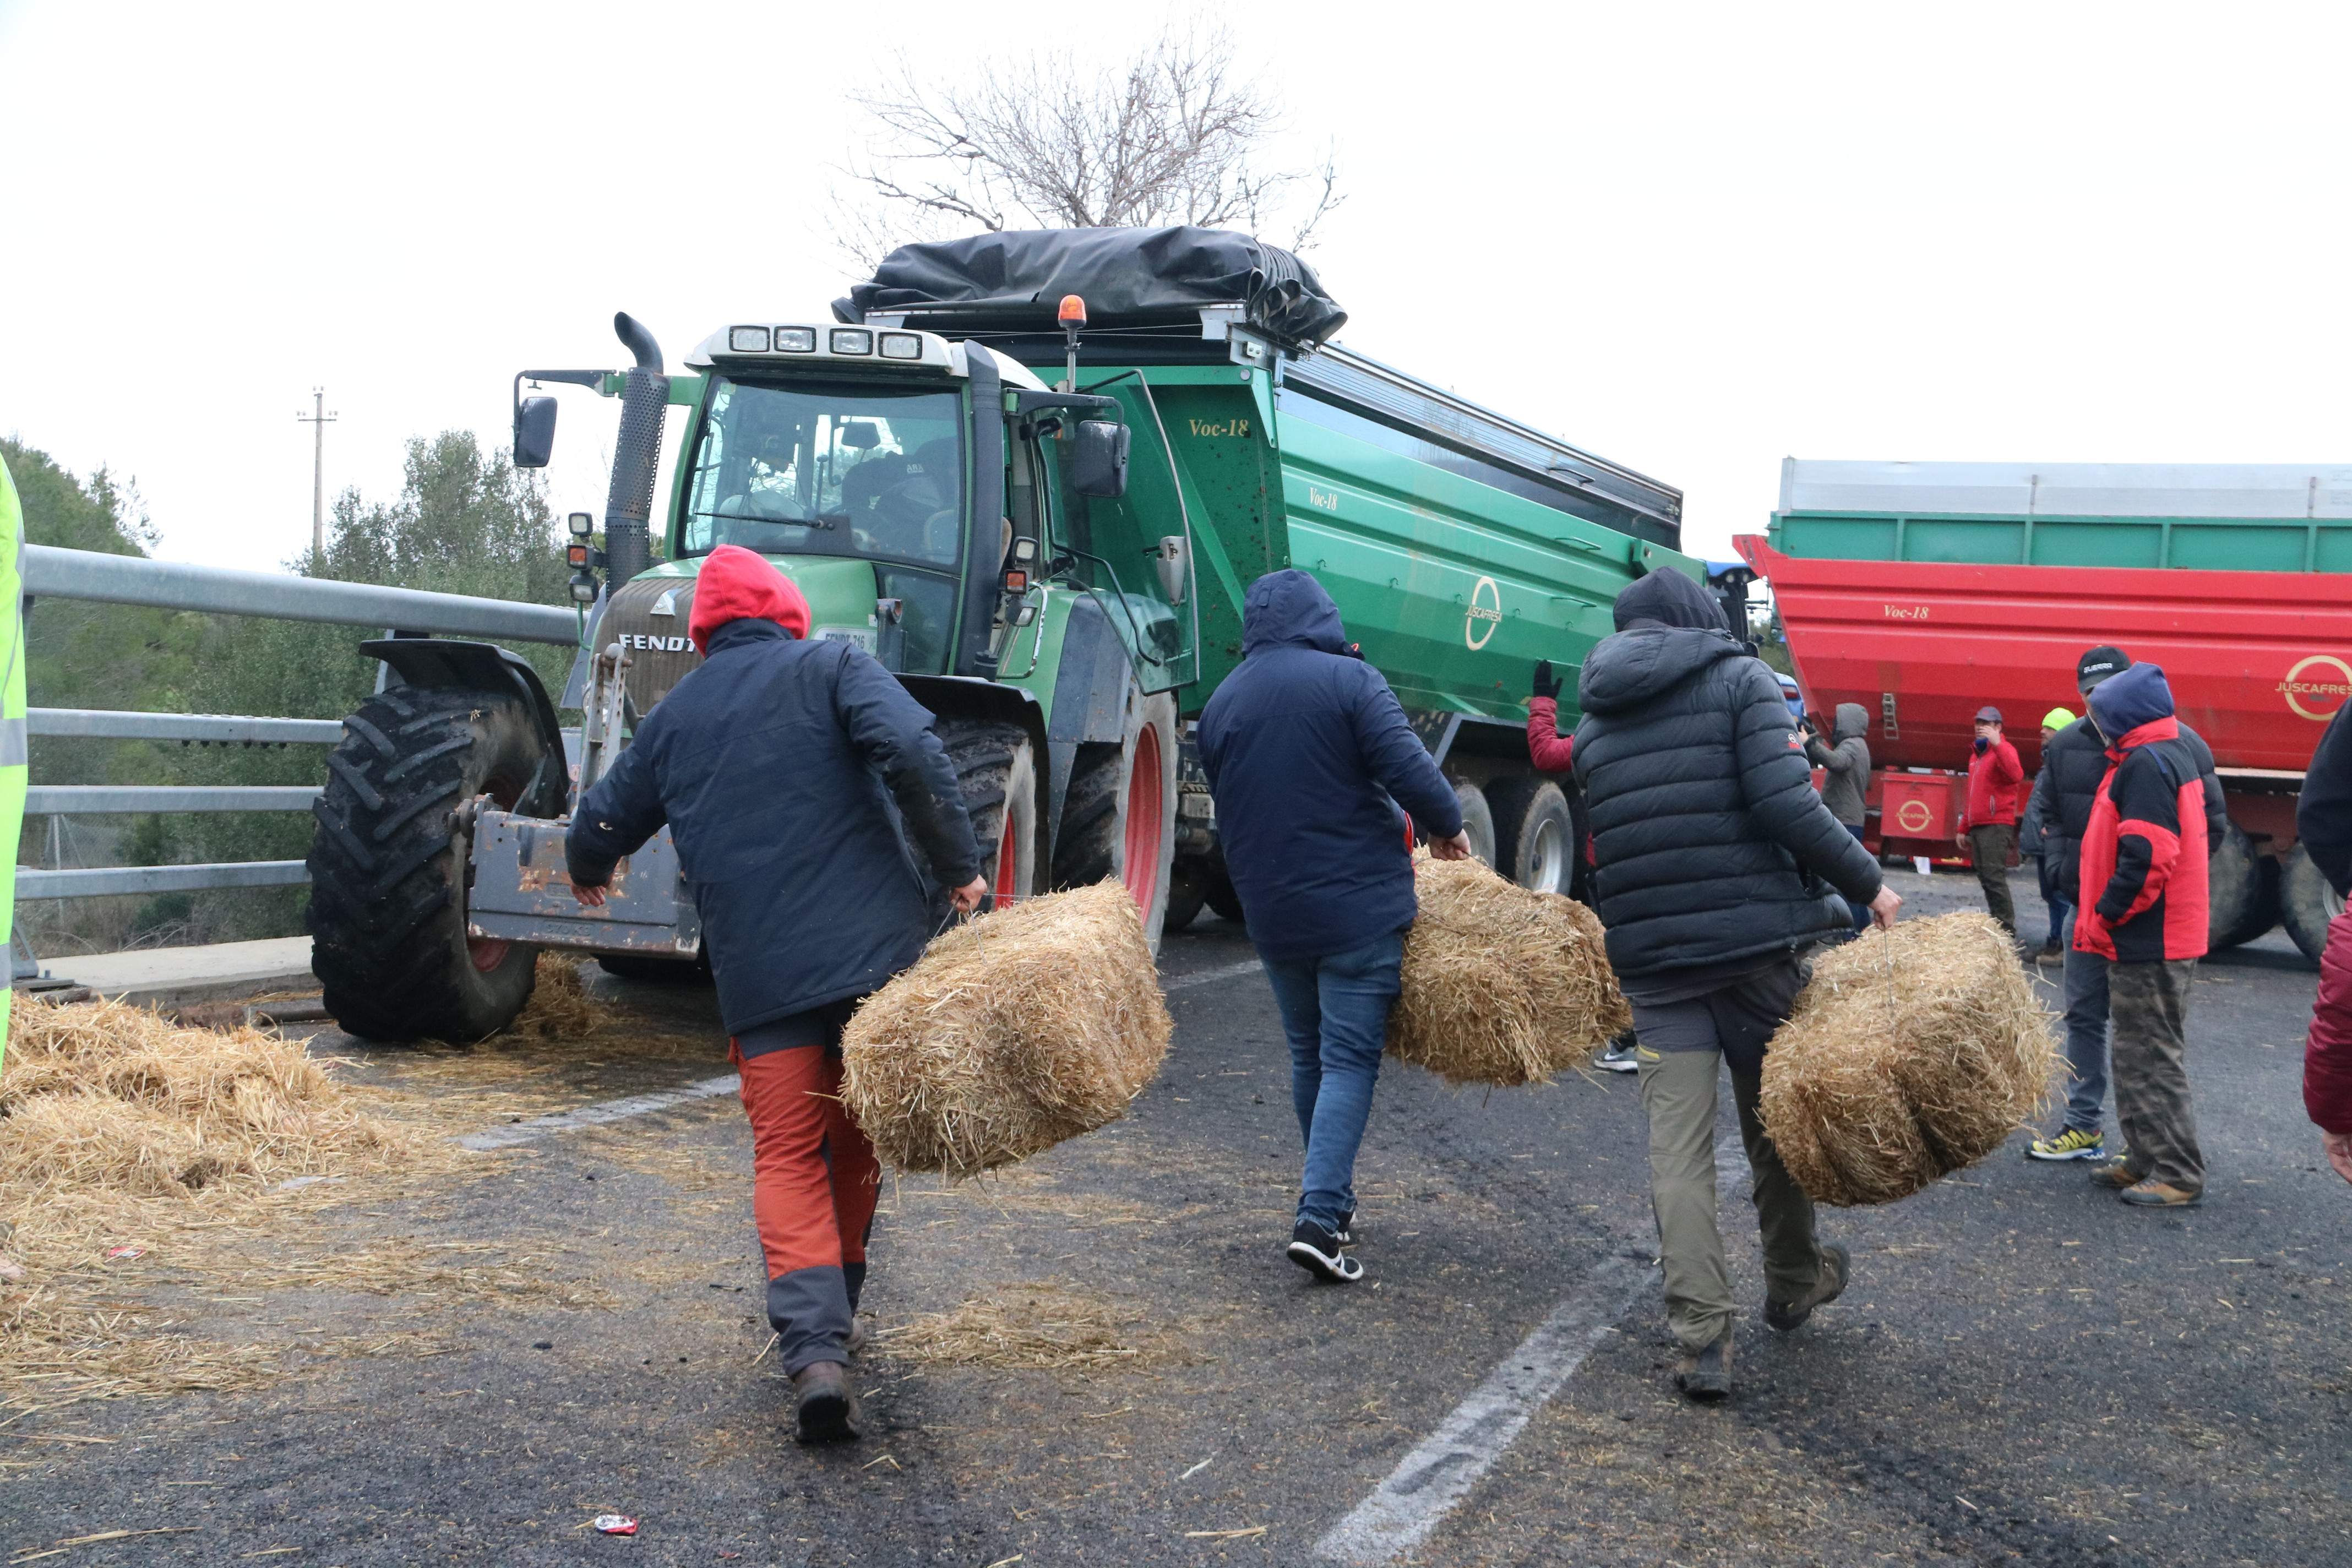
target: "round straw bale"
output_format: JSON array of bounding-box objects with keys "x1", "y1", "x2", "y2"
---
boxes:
[
  {"x1": 1385, "y1": 854, "x2": 1631, "y2": 1087},
  {"x1": 841, "y1": 880, "x2": 1172, "y2": 1178},
  {"x1": 1760, "y1": 912, "x2": 2058, "y2": 1206}
]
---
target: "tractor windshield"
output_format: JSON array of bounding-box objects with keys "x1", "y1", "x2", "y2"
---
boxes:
[{"x1": 681, "y1": 378, "x2": 965, "y2": 567}]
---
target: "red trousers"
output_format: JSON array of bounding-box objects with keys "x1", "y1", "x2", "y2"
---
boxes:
[{"x1": 733, "y1": 1042, "x2": 881, "y2": 1372}]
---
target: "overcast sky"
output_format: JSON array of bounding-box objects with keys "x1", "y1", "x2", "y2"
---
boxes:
[{"x1": 4, "y1": 1, "x2": 2348, "y2": 574}]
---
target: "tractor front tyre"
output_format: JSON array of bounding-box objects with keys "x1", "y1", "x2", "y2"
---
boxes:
[
  {"x1": 937, "y1": 718, "x2": 1041, "y2": 914},
  {"x1": 1052, "y1": 691, "x2": 1178, "y2": 950},
  {"x1": 306, "y1": 684, "x2": 553, "y2": 1042}
]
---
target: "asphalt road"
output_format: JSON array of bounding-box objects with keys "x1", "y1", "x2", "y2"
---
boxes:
[{"x1": 5, "y1": 867, "x2": 2348, "y2": 1566}]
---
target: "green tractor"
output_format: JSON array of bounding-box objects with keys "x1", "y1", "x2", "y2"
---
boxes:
[{"x1": 306, "y1": 231, "x2": 1693, "y2": 1041}]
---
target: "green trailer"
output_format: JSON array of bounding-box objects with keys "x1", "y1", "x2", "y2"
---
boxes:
[{"x1": 303, "y1": 230, "x2": 1697, "y2": 1042}]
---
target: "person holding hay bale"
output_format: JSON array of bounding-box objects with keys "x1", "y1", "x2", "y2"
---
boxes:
[
  {"x1": 1197, "y1": 569, "x2": 1471, "y2": 1284},
  {"x1": 1571, "y1": 567, "x2": 1898, "y2": 1401},
  {"x1": 567, "y1": 544, "x2": 988, "y2": 1444},
  {"x1": 2072, "y1": 661, "x2": 2213, "y2": 1208}
]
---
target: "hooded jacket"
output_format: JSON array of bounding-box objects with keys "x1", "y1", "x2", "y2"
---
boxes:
[
  {"x1": 1805, "y1": 701, "x2": 1872, "y2": 827},
  {"x1": 2074, "y1": 662, "x2": 2211, "y2": 963},
  {"x1": 2045, "y1": 710, "x2": 2223, "y2": 902},
  {"x1": 567, "y1": 547, "x2": 981, "y2": 1036},
  {"x1": 1571, "y1": 569, "x2": 1882, "y2": 980},
  {"x1": 1196, "y1": 570, "x2": 1463, "y2": 962}
]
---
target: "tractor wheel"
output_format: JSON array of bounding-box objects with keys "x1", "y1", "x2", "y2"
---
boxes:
[
  {"x1": 2280, "y1": 843, "x2": 2341, "y2": 965},
  {"x1": 1163, "y1": 857, "x2": 1211, "y2": 934},
  {"x1": 1451, "y1": 779, "x2": 1497, "y2": 868},
  {"x1": 1488, "y1": 775, "x2": 1577, "y2": 894},
  {"x1": 2207, "y1": 823, "x2": 2281, "y2": 950},
  {"x1": 307, "y1": 684, "x2": 556, "y2": 1042},
  {"x1": 1052, "y1": 690, "x2": 1178, "y2": 951},
  {"x1": 938, "y1": 718, "x2": 1041, "y2": 916}
]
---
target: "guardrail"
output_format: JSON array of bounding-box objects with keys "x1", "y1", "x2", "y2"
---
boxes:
[{"x1": 19, "y1": 546, "x2": 580, "y2": 906}]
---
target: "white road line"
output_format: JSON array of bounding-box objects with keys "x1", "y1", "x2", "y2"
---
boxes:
[
  {"x1": 1162, "y1": 957, "x2": 1266, "y2": 993},
  {"x1": 455, "y1": 1073, "x2": 743, "y2": 1151},
  {"x1": 1314, "y1": 1251, "x2": 1654, "y2": 1564}
]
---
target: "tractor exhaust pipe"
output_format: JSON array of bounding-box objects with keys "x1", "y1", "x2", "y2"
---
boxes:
[{"x1": 602, "y1": 312, "x2": 668, "y2": 589}]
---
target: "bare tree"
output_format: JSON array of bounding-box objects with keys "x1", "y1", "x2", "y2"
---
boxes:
[{"x1": 835, "y1": 29, "x2": 1341, "y2": 266}]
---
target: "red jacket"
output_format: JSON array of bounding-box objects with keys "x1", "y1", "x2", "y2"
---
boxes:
[
  {"x1": 1527, "y1": 695, "x2": 1575, "y2": 772},
  {"x1": 2072, "y1": 715, "x2": 2209, "y2": 962},
  {"x1": 1960, "y1": 735, "x2": 2023, "y2": 828},
  {"x1": 2307, "y1": 910, "x2": 2352, "y2": 1133}
]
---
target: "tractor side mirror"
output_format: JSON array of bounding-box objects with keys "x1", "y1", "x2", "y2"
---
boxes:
[
  {"x1": 1071, "y1": 419, "x2": 1130, "y2": 498},
  {"x1": 515, "y1": 396, "x2": 559, "y2": 469}
]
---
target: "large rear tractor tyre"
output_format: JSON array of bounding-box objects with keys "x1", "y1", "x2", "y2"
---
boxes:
[
  {"x1": 2280, "y1": 843, "x2": 2341, "y2": 965},
  {"x1": 938, "y1": 718, "x2": 1041, "y2": 915},
  {"x1": 307, "y1": 684, "x2": 557, "y2": 1042},
  {"x1": 2208, "y1": 823, "x2": 2281, "y2": 950},
  {"x1": 1052, "y1": 690, "x2": 1178, "y2": 951},
  {"x1": 1488, "y1": 775, "x2": 1577, "y2": 895},
  {"x1": 1451, "y1": 780, "x2": 1496, "y2": 868}
]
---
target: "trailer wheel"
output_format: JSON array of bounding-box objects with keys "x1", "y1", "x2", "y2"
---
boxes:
[
  {"x1": 2208, "y1": 823, "x2": 2281, "y2": 950},
  {"x1": 1053, "y1": 691, "x2": 1178, "y2": 950},
  {"x1": 1451, "y1": 780, "x2": 1496, "y2": 868},
  {"x1": 1202, "y1": 865, "x2": 1245, "y2": 928},
  {"x1": 306, "y1": 684, "x2": 554, "y2": 1042},
  {"x1": 1164, "y1": 857, "x2": 1210, "y2": 934},
  {"x1": 2280, "y1": 843, "x2": 2340, "y2": 965},
  {"x1": 1488, "y1": 776, "x2": 1577, "y2": 894},
  {"x1": 938, "y1": 718, "x2": 1041, "y2": 914}
]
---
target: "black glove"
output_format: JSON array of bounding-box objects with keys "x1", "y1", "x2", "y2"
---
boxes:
[{"x1": 1532, "y1": 660, "x2": 1561, "y2": 701}]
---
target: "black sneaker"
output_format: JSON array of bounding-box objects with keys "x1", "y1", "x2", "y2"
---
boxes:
[{"x1": 1287, "y1": 1219, "x2": 1363, "y2": 1283}]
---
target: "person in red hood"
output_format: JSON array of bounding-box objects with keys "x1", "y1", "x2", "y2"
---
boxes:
[
  {"x1": 567, "y1": 544, "x2": 988, "y2": 1441},
  {"x1": 2073, "y1": 661, "x2": 2211, "y2": 1208},
  {"x1": 1955, "y1": 705, "x2": 2025, "y2": 936}
]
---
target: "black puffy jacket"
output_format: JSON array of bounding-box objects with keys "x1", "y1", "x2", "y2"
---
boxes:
[
  {"x1": 1571, "y1": 570, "x2": 1882, "y2": 979},
  {"x1": 2044, "y1": 711, "x2": 2225, "y2": 902},
  {"x1": 567, "y1": 618, "x2": 981, "y2": 1035},
  {"x1": 1198, "y1": 570, "x2": 1463, "y2": 962}
]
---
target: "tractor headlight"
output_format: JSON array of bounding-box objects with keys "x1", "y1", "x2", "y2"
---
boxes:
[
  {"x1": 774, "y1": 327, "x2": 816, "y2": 352},
  {"x1": 728, "y1": 326, "x2": 770, "y2": 353},
  {"x1": 879, "y1": 331, "x2": 922, "y2": 360},
  {"x1": 829, "y1": 328, "x2": 873, "y2": 356}
]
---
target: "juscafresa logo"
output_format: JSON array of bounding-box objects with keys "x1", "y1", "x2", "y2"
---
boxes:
[{"x1": 2279, "y1": 654, "x2": 2352, "y2": 720}]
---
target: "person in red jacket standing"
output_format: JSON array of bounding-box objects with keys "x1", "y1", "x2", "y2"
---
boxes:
[
  {"x1": 2073, "y1": 663, "x2": 2209, "y2": 1208},
  {"x1": 1956, "y1": 705, "x2": 2025, "y2": 935},
  {"x1": 1528, "y1": 659, "x2": 1637, "y2": 1071},
  {"x1": 2292, "y1": 699, "x2": 2352, "y2": 1185}
]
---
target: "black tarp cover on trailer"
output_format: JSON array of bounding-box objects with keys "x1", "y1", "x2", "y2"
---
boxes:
[{"x1": 834, "y1": 226, "x2": 1347, "y2": 348}]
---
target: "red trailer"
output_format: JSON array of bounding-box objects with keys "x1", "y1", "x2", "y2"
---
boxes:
[{"x1": 1738, "y1": 459, "x2": 2352, "y2": 961}]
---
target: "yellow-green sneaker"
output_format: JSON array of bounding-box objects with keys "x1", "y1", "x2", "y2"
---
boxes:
[{"x1": 2027, "y1": 1126, "x2": 2106, "y2": 1162}]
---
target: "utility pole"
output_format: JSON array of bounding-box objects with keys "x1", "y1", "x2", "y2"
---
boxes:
[{"x1": 295, "y1": 388, "x2": 337, "y2": 563}]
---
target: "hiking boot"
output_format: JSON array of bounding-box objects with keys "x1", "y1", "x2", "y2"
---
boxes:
[
  {"x1": 1287, "y1": 1219, "x2": 1363, "y2": 1283},
  {"x1": 1596, "y1": 1032, "x2": 1641, "y2": 1074},
  {"x1": 1765, "y1": 1244, "x2": 1849, "y2": 1332},
  {"x1": 1673, "y1": 1331, "x2": 1733, "y2": 1401},
  {"x1": 2120, "y1": 1180, "x2": 2202, "y2": 1209},
  {"x1": 846, "y1": 1316, "x2": 870, "y2": 1358},
  {"x1": 791, "y1": 1360, "x2": 864, "y2": 1444},
  {"x1": 2028, "y1": 1126, "x2": 2106, "y2": 1162},
  {"x1": 2088, "y1": 1161, "x2": 2141, "y2": 1190}
]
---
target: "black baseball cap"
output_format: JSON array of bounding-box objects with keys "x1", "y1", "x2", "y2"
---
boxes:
[
  {"x1": 2077, "y1": 646, "x2": 2131, "y2": 689},
  {"x1": 1974, "y1": 705, "x2": 2003, "y2": 724}
]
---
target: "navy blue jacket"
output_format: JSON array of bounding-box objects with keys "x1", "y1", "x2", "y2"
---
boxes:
[
  {"x1": 567, "y1": 618, "x2": 981, "y2": 1035},
  {"x1": 1196, "y1": 570, "x2": 1463, "y2": 962}
]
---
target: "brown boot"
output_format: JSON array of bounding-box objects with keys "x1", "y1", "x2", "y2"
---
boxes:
[
  {"x1": 1765, "y1": 1243, "x2": 1849, "y2": 1332},
  {"x1": 2120, "y1": 1179, "x2": 2201, "y2": 1209},
  {"x1": 2088, "y1": 1160, "x2": 2141, "y2": 1190},
  {"x1": 791, "y1": 1360, "x2": 864, "y2": 1444},
  {"x1": 1672, "y1": 1331, "x2": 1733, "y2": 1401}
]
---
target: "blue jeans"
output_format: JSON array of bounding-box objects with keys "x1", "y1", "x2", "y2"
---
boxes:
[
  {"x1": 1844, "y1": 823, "x2": 1871, "y2": 931},
  {"x1": 1259, "y1": 931, "x2": 1405, "y2": 1233}
]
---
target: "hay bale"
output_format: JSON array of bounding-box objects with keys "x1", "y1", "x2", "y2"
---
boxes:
[
  {"x1": 502, "y1": 954, "x2": 603, "y2": 1042},
  {"x1": 1759, "y1": 912, "x2": 2058, "y2": 1206},
  {"x1": 841, "y1": 880, "x2": 1171, "y2": 1178},
  {"x1": 1, "y1": 997, "x2": 405, "y2": 1200},
  {"x1": 1386, "y1": 854, "x2": 1631, "y2": 1087}
]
